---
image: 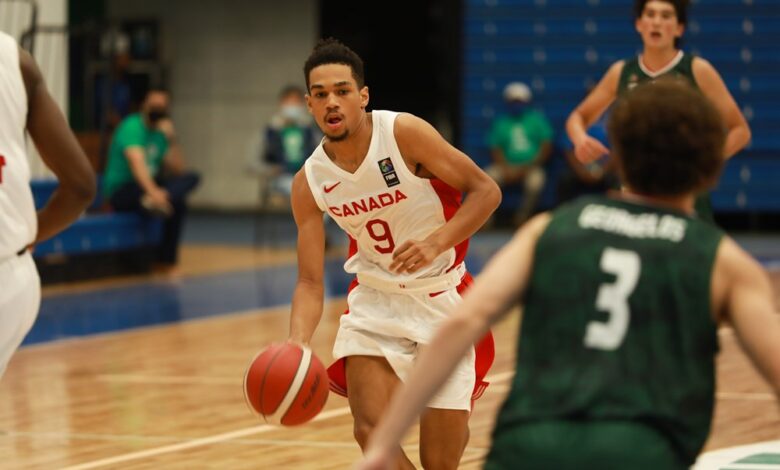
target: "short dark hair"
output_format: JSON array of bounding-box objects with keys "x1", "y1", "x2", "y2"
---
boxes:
[
  {"x1": 607, "y1": 79, "x2": 725, "y2": 197},
  {"x1": 634, "y1": 0, "x2": 689, "y2": 25},
  {"x1": 303, "y1": 38, "x2": 365, "y2": 91},
  {"x1": 634, "y1": 0, "x2": 689, "y2": 48}
]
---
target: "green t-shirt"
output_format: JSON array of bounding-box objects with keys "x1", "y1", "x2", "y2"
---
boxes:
[
  {"x1": 103, "y1": 113, "x2": 169, "y2": 199},
  {"x1": 280, "y1": 126, "x2": 307, "y2": 172},
  {"x1": 487, "y1": 110, "x2": 553, "y2": 165}
]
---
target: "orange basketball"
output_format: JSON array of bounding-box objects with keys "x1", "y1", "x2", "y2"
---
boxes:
[{"x1": 243, "y1": 342, "x2": 329, "y2": 426}]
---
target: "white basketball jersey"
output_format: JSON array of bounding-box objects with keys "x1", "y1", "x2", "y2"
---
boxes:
[
  {"x1": 304, "y1": 110, "x2": 468, "y2": 282},
  {"x1": 0, "y1": 32, "x2": 35, "y2": 260}
]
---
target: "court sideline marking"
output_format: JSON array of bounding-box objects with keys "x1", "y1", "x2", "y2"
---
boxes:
[
  {"x1": 58, "y1": 406, "x2": 353, "y2": 470},
  {"x1": 61, "y1": 371, "x2": 516, "y2": 469}
]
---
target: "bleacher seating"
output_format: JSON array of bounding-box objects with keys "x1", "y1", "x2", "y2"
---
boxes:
[
  {"x1": 463, "y1": 0, "x2": 780, "y2": 212},
  {"x1": 30, "y1": 179, "x2": 162, "y2": 259}
]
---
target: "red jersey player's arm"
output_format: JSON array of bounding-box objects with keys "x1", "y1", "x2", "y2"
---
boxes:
[
  {"x1": 389, "y1": 113, "x2": 500, "y2": 274},
  {"x1": 288, "y1": 168, "x2": 326, "y2": 344},
  {"x1": 358, "y1": 213, "x2": 551, "y2": 469},
  {"x1": 20, "y1": 46, "x2": 96, "y2": 244}
]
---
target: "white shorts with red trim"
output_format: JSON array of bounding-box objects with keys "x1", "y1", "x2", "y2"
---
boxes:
[{"x1": 332, "y1": 282, "x2": 476, "y2": 410}]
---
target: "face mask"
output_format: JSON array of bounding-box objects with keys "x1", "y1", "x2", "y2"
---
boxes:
[
  {"x1": 280, "y1": 104, "x2": 305, "y2": 122},
  {"x1": 147, "y1": 108, "x2": 168, "y2": 124}
]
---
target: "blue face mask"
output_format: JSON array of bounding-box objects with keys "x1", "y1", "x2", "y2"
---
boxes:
[
  {"x1": 280, "y1": 104, "x2": 306, "y2": 122},
  {"x1": 507, "y1": 102, "x2": 527, "y2": 116}
]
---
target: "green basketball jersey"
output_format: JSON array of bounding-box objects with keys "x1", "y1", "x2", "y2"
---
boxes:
[
  {"x1": 616, "y1": 52, "x2": 714, "y2": 223},
  {"x1": 493, "y1": 195, "x2": 724, "y2": 464},
  {"x1": 618, "y1": 51, "x2": 697, "y2": 95}
]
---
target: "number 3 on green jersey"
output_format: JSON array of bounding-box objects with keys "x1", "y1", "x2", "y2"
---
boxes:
[{"x1": 584, "y1": 248, "x2": 641, "y2": 351}]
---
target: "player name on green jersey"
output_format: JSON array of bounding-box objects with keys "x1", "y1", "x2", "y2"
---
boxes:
[{"x1": 579, "y1": 203, "x2": 687, "y2": 242}]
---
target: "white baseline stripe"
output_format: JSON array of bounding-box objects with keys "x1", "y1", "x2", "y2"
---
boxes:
[
  {"x1": 61, "y1": 369, "x2": 516, "y2": 469},
  {"x1": 85, "y1": 368, "x2": 516, "y2": 390},
  {"x1": 4, "y1": 430, "x2": 357, "y2": 448},
  {"x1": 96, "y1": 374, "x2": 237, "y2": 385}
]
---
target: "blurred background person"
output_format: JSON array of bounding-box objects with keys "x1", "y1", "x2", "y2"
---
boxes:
[
  {"x1": 485, "y1": 81, "x2": 553, "y2": 226},
  {"x1": 257, "y1": 84, "x2": 321, "y2": 207},
  {"x1": 566, "y1": 0, "x2": 751, "y2": 223},
  {"x1": 102, "y1": 87, "x2": 200, "y2": 274}
]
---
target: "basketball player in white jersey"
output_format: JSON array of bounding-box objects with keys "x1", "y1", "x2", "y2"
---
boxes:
[
  {"x1": 0, "y1": 31, "x2": 96, "y2": 378},
  {"x1": 287, "y1": 38, "x2": 501, "y2": 469}
]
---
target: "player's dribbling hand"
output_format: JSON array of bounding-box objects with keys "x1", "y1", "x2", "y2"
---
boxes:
[
  {"x1": 574, "y1": 135, "x2": 610, "y2": 164},
  {"x1": 389, "y1": 239, "x2": 440, "y2": 274}
]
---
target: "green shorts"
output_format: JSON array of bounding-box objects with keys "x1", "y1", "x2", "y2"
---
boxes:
[{"x1": 484, "y1": 420, "x2": 689, "y2": 470}]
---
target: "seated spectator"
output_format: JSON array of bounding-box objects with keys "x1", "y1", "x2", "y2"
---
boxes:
[
  {"x1": 486, "y1": 82, "x2": 553, "y2": 225},
  {"x1": 259, "y1": 85, "x2": 321, "y2": 203},
  {"x1": 102, "y1": 88, "x2": 200, "y2": 274},
  {"x1": 556, "y1": 114, "x2": 618, "y2": 205}
]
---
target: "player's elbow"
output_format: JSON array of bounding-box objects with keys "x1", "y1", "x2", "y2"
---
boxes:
[
  {"x1": 742, "y1": 124, "x2": 752, "y2": 148},
  {"x1": 78, "y1": 171, "x2": 97, "y2": 203},
  {"x1": 484, "y1": 178, "x2": 502, "y2": 212},
  {"x1": 64, "y1": 169, "x2": 97, "y2": 207}
]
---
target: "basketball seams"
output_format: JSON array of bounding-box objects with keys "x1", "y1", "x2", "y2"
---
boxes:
[
  {"x1": 265, "y1": 346, "x2": 312, "y2": 424},
  {"x1": 258, "y1": 345, "x2": 291, "y2": 417},
  {"x1": 242, "y1": 344, "x2": 285, "y2": 417}
]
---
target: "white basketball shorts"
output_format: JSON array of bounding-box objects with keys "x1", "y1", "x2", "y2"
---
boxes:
[
  {"x1": 332, "y1": 283, "x2": 476, "y2": 410},
  {"x1": 0, "y1": 251, "x2": 41, "y2": 379}
]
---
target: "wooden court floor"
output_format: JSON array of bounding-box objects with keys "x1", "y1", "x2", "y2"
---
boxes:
[{"x1": 0, "y1": 247, "x2": 778, "y2": 469}]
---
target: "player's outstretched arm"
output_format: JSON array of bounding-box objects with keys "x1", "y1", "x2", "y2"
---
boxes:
[
  {"x1": 565, "y1": 61, "x2": 623, "y2": 164},
  {"x1": 357, "y1": 213, "x2": 551, "y2": 470},
  {"x1": 715, "y1": 237, "x2": 780, "y2": 397},
  {"x1": 20, "y1": 47, "x2": 96, "y2": 244},
  {"x1": 288, "y1": 169, "x2": 326, "y2": 344},
  {"x1": 389, "y1": 113, "x2": 501, "y2": 274},
  {"x1": 693, "y1": 58, "x2": 751, "y2": 159}
]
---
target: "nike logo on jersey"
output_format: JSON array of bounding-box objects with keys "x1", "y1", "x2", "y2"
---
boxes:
[{"x1": 324, "y1": 182, "x2": 341, "y2": 193}]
